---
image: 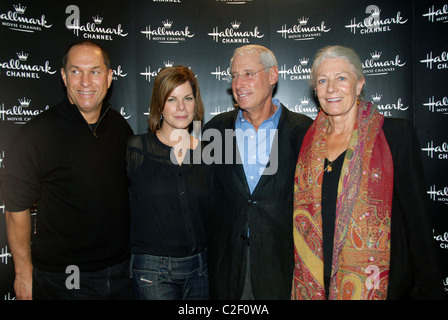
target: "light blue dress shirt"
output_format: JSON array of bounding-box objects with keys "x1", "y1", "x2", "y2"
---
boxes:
[{"x1": 235, "y1": 98, "x2": 282, "y2": 194}]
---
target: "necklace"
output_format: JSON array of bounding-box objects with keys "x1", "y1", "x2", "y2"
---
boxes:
[{"x1": 324, "y1": 128, "x2": 352, "y2": 173}]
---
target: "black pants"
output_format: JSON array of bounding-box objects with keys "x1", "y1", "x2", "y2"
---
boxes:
[{"x1": 32, "y1": 259, "x2": 133, "y2": 300}]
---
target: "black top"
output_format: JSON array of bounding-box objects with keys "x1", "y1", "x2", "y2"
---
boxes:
[
  {"x1": 322, "y1": 150, "x2": 346, "y2": 294},
  {"x1": 320, "y1": 117, "x2": 445, "y2": 299},
  {"x1": 0, "y1": 99, "x2": 133, "y2": 272},
  {"x1": 127, "y1": 132, "x2": 210, "y2": 258}
]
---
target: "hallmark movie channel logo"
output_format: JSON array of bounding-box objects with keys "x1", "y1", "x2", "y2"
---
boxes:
[
  {"x1": 279, "y1": 56, "x2": 311, "y2": 81},
  {"x1": 0, "y1": 97, "x2": 49, "y2": 124},
  {"x1": 362, "y1": 50, "x2": 406, "y2": 76},
  {"x1": 422, "y1": 96, "x2": 448, "y2": 114},
  {"x1": 420, "y1": 51, "x2": 448, "y2": 70},
  {"x1": 286, "y1": 98, "x2": 318, "y2": 118},
  {"x1": 112, "y1": 65, "x2": 128, "y2": 81},
  {"x1": 0, "y1": 3, "x2": 52, "y2": 33},
  {"x1": 427, "y1": 185, "x2": 448, "y2": 205},
  {"x1": 141, "y1": 19, "x2": 194, "y2": 43},
  {"x1": 0, "y1": 50, "x2": 57, "y2": 79},
  {"x1": 421, "y1": 140, "x2": 448, "y2": 160},
  {"x1": 276, "y1": 16, "x2": 331, "y2": 41},
  {"x1": 345, "y1": 5, "x2": 408, "y2": 35},
  {"x1": 422, "y1": 4, "x2": 448, "y2": 23},
  {"x1": 140, "y1": 60, "x2": 175, "y2": 83},
  {"x1": 211, "y1": 66, "x2": 232, "y2": 82},
  {"x1": 65, "y1": 6, "x2": 128, "y2": 41},
  {"x1": 208, "y1": 20, "x2": 264, "y2": 44}
]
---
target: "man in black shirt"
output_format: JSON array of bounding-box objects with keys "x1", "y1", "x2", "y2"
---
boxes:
[{"x1": 0, "y1": 41, "x2": 133, "y2": 300}]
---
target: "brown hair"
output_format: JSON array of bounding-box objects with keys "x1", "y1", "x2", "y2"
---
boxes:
[{"x1": 148, "y1": 66, "x2": 204, "y2": 133}]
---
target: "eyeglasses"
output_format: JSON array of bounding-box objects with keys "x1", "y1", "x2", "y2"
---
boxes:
[{"x1": 231, "y1": 68, "x2": 267, "y2": 82}]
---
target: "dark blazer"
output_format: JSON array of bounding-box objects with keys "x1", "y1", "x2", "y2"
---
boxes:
[
  {"x1": 383, "y1": 118, "x2": 445, "y2": 299},
  {"x1": 203, "y1": 105, "x2": 313, "y2": 299}
]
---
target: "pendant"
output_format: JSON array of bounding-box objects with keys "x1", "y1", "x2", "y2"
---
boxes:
[{"x1": 325, "y1": 162, "x2": 332, "y2": 173}]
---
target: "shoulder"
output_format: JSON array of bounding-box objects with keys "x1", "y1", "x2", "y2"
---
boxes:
[{"x1": 127, "y1": 133, "x2": 148, "y2": 148}]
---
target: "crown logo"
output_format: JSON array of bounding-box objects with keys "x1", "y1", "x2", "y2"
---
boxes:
[
  {"x1": 13, "y1": 3, "x2": 26, "y2": 14},
  {"x1": 300, "y1": 97, "x2": 310, "y2": 105},
  {"x1": 164, "y1": 60, "x2": 174, "y2": 67},
  {"x1": 298, "y1": 17, "x2": 309, "y2": 26},
  {"x1": 299, "y1": 57, "x2": 309, "y2": 66},
  {"x1": 92, "y1": 15, "x2": 103, "y2": 24},
  {"x1": 18, "y1": 97, "x2": 31, "y2": 107},
  {"x1": 231, "y1": 21, "x2": 241, "y2": 29},
  {"x1": 162, "y1": 19, "x2": 173, "y2": 28},
  {"x1": 370, "y1": 8, "x2": 381, "y2": 18},
  {"x1": 370, "y1": 51, "x2": 382, "y2": 60},
  {"x1": 16, "y1": 51, "x2": 29, "y2": 61},
  {"x1": 371, "y1": 93, "x2": 382, "y2": 102}
]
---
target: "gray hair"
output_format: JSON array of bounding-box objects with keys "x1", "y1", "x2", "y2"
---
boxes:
[
  {"x1": 310, "y1": 45, "x2": 364, "y2": 87},
  {"x1": 230, "y1": 45, "x2": 278, "y2": 70}
]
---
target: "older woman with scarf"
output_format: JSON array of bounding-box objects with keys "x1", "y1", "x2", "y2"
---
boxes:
[{"x1": 292, "y1": 45, "x2": 444, "y2": 300}]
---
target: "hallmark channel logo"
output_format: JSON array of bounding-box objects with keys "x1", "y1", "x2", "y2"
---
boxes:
[
  {"x1": 422, "y1": 4, "x2": 448, "y2": 23},
  {"x1": 208, "y1": 20, "x2": 264, "y2": 44},
  {"x1": 276, "y1": 16, "x2": 331, "y2": 41},
  {"x1": 421, "y1": 140, "x2": 448, "y2": 160},
  {"x1": 345, "y1": 5, "x2": 408, "y2": 35},
  {"x1": 422, "y1": 96, "x2": 448, "y2": 114},
  {"x1": 0, "y1": 3, "x2": 52, "y2": 33},
  {"x1": 0, "y1": 97, "x2": 49, "y2": 124},
  {"x1": 370, "y1": 93, "x2": 409, "y2": 117},
  {"x1": 211, "y1": 66, "x2": 232, "y2": 82},
  {"x1": 141, "y1": 19, "x2": 194, "y2": 43},
  {"x1": 420, "y1": 51, "x2": 448, "y2": 70},
  {"x1": 279, "y1": 56, "x2": 311, "y2": 81},
  {"x1": 0, "y1": 51, "x2": 57, "y2": 79},
  {"x1": 362, "y1": 50, "x2": 406, "y2": 76},
  {"x1": 65, "y1": 6, "x2": 128, "y2": 41},
  {"x1": 433, "y1": 229, "x2": 448, "y2": 250}
]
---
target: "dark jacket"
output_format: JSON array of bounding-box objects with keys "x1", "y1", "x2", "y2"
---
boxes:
[
  {"x1": 203, "y1": 105, "x2": 313, "y2": 299},
  {"x1": 383, "y1": 118, "x2": 445, "y2": 299},
  {"x1": 0, "y1": 99, "x2": 133, "y2": 272}
]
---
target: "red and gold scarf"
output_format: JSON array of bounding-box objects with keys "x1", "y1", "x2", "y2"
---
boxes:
[{"x1": 292, "y1": 101, "x2": 393, "y2": 300}]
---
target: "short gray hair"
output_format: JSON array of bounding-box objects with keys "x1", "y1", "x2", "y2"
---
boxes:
[
  {"x1": 310, "y1": 45, "x2": 364, "y2": 87},
  {"x1": 230, "y1": 45, "x2": 278, "y2": 70}
]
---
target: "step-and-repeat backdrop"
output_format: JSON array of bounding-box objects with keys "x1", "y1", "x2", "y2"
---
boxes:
[{"x1": 0, "y1": 0, "x2": 447, "y2": 299}]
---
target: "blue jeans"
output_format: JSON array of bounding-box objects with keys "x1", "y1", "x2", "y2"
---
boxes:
[
  {"x1": 32, "y1": 259, "x2": 133, "y2": 300},
  {"x1": 130, "y1": 250, "x2": 209, "y2": 300}
]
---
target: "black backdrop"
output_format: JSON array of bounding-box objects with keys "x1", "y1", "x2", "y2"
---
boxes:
[{"x1": 0, "y1": 0, "x2": 447, "y2": 299}]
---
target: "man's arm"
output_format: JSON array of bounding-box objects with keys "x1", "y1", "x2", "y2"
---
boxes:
[{"x1": 5, "y1": 209, "x2": 33, "y2": 300}]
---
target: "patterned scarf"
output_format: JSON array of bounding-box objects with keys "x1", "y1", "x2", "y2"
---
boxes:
[{"x1": 292, "y1": 101, "x2": 393, "y2": 300}]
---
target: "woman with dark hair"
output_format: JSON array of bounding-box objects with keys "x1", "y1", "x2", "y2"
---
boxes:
[{"x1": 127, "y1": 66, "x2": 210, "y2": 300}]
